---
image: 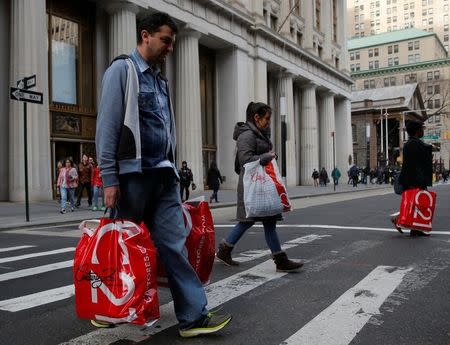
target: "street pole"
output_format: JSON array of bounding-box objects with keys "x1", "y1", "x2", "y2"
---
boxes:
[
  {"x1": 24, "y1": 102, "x2": 30, "y2": 222},
  {"x1": 385, "y1": 111, "x2": 389, "y2": 165},
  {"x1": 332, "y1": 131, "x2": 336, "y2": 191},
  {"x1": 380, "y1": 109, "x2": 384, "y2": 156}
]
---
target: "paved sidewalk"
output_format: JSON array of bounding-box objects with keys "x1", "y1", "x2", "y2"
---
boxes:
[{"x1": 0, "y1": 182, "x2": 394, "y2": 230}]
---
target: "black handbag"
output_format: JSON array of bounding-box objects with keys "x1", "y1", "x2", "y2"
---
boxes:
[{"x1": 393, "y1": 173, "x2": 404, "y2": 195}]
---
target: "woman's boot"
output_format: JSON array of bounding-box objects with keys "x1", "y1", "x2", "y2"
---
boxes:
[
  {"x1": 272, "y1": 252, "x2": 303, "y2": 272},
  {"x1": 216, "y1": 241, "x2": 239, "y2": 266}
]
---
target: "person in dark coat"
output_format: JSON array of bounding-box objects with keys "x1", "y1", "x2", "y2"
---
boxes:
[
  {"x1": 392, "y1": 120, "x2": 433, "y2": 237},
  {"x1": 216, "y1": 101, "x2": 303, "y2": 272},
  {"x1": 207, "y1": 161, "x2": 223, "y2": 203},
  {"x1": 319, "y1": 167, "x2": 328, "y2": 187},
  {"x1": 178, "y1": 161, "x2": 193, "y2": 201}
]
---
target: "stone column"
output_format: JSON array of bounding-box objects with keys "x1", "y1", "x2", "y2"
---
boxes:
[
  {"x1": 9, "y1": 0, "x2": 51, "y2": 201},
  {"x1": 303, "y1": 0, "x2": 314, "y2": 51},
  {"x1": 175, "y1": 29, "x2": 204, "y2": 190},
  {"x1": 338, "y1": 0, "x2": 349, "y2": 73},
  {"x1": 254, "y1": 58, "x2": 268, "y2": 103},
  {"x1": 106, "y1": 2, "x2": 139, "y2": 61},
  {"x1": 300, "y1": 83, "x2": 319, "y2": 185},
  {"x1": 319, "y1": 91, "x2": 336, "y2": 173},
  {"x1": 280, "y1": 72, "x2": 297, "y2": 186},
  {"x1": 0, "y1": 0, "x2": 10, "y2": 200},
  {"x1": 321, "y1": 0, "x2": 333, "y2": 63},
  {"x1": 335, "y1": 97, "x2": 353, "y2": 174}
]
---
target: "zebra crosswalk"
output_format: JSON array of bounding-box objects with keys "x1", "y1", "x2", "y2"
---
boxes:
[{"x1": 0, "y1": 228, "x2": 446, "y2": 345}]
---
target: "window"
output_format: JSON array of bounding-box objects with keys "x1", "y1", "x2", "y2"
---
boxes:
[
  {"x1": 374, "y1": 48, "x2": 379, "y2": 57},
  {"x1": 371, "y1": 20, "x2": 375, "y2": 27},
  {"x1": 427, "y1": 71, "x2": 433, "y2": 80},
  {"x1": 356, "y1": 63, "x2": 361, "y2": 71},
  {"x1": 445, "y1": 4, "x2": 449, "y2": 11},
  {"x1": 422, "y1": 0, "x2": 427, "y2": 5},
  {"x1": 445, "y1": 25, "x2": 449, "y2": 32},
  {"x1": 394, "y1": 57, "x2": 399, "y2": 65},
  {"x1": 384, "y1": 77, "x2": 390, "y2": 86},
  {"x1": 350, "y1": 52, "x2": 355, "y2": 60},
  {"x1": 444, "y1": 15, "x2": 449, "y2": 23},
  {"x1": 355, "y1": 51, "x2": 360, "y2": 59},
  {"x1": 414, "y1": 41, "x2": 419, "y2": 49},
  {"x1": 387, "y1": 8, "x2": 392, "y2": 14},
  {"x1": 410, "y1": 73, "x2": 416, "y2": 82},
  {"x1": 435, "y1": 99, "x2": 441, "y2": 108},
  {"x1": 404, "y1": 13, "x2": 409, "y2": 20},
  {"x1": 435, "y1": 114, "x2": 441, "y2": 123},
  {"x1": 369, "y1": 61, "x2": 374, "y2": 69},
  {"x1": 370, "y1": 79, "x2": 376, "y2": 88},
  {"x1": 435, "y1": 85, "x2": 440, "y2": 94},
  {"x1": 415, "y1": 53, "x2": 420, "y2": 62},
  {"x1": 360, "y1": 23, "x2": 365, "y2": 29},
  {"x1": 404, "y1": 3, "x2": 409, "y2": 9},
  {"x1": 408, "y1": 42, "x2": 413, "y2": 50},
  {"x1": 387, "y1": 17, "x2": 392, "y2": 23},
  {"x1": 351, "y1": 64, "x2": 355, "y2": 71},
  {"x1": 408, "y1": 54, "x2": 414, "y2": 63},
  {"x1": 315, "y1": 0, "x2": 321, "y2": 30},
  {"x1": 410, "y1": 2, "x2": 414, "y2": 9},
  {"x1": 428, "y1": 17, "x2": 433, "y2": 25},
  {"x1": 428, "y1": 116, "x2": 434, "y2": 123},
  {"x1": 369, "y1": 49, "x2": 373, "y2": 58},
  {"x1": 428, "y1": 99, "x2": 433, "y2": 109},
  {"x1": 390, "y1": 76, "x2": 396, "y2": 85},
  {"x1": 352, "y1": 124, "x2": 357, "y2": 143},
  {"x1": 394, "y1": 44, "x2": 398, "y2": 53},
  {"x1": 444, "y1": 34, "x2": 449, "y2": 42},
  {"x1": 364, "y1": 80, "x2": 370, "y2": 89},
  {"x1": 434, "y1": 70, "x2": 440, "y2": 79},
  {"x1": 388, "y1": 57, "x2": 393, "y2": 66},
  {"x1": 376, "y1": 10, "x2": 380, "y2": 16},
  {"x1": 388, "y1": 45, "x2": 393, "y2": 54},
  {"x1": 428, "y1": 8, "x2": 433, "y2": 14},
  {"x1": 422, "y1": 9, "x2": 427, "y2": 16},
  {"x1": 422, "y1": 19, "x2": 427, "y2": 27},
  {"x1": 393, "y1": 15, "x2": 397, "y2": 22},
  {"x1": 427, "y1": 85, "x2": 433, "y2": 94},
  {"x1": 270, "y1": 14, "x2": 278, "y2": 31},
  {"x1": 374, "y1": 60, "x2": 379, "y2": 68}
]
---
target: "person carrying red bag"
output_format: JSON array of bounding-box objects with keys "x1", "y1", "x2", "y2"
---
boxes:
[
  {"x1": 96, "y1": 11, "x2": 231, "y2": 337},
  {"x1": 391, "y1": 120, "x2": 433, "y2": 237}
]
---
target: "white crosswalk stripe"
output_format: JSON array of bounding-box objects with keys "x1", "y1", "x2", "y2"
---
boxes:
[
  {"x1": 0, "y1": 260, "x2": 74, "y2": 282},
  {"x1": 0, "y1": 247, "x2": 75, "y2": 264},
  {"x1": 0, "y1": 245, "x2": 36, "y2": 253}
]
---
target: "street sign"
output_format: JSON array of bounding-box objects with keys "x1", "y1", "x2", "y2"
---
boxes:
[
  {"x1": 16, "y1": 75, "x2": 36, "y2": 90},
  {"x1": 10, "y1": 87, "x2": 43, "y2": 104},
  {"x1": 423, "y1": 135, "x2": 440, "y2": 141}
]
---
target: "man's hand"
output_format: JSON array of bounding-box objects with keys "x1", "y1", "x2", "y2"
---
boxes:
[{"x1": 104, "y1": 186, "x2": 120, "y2": 209}]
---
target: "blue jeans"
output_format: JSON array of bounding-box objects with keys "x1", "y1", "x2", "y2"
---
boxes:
[
  {"x1": 226, "y1": 220, "x2": 282, "y2": 253},
  {"x1": 60, "y1": 187, "x2": 75, "y2": 211},
  {"x1": 92, "y1": 186, "x2": 104, "y2": 208},
  {"x1": 112, "y1": 170, "x2": 207, "y2": 327}
]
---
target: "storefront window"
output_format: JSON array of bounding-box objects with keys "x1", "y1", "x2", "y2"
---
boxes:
[{"x1": 51, "y1": 16, "x2": 78, "y2": 105}]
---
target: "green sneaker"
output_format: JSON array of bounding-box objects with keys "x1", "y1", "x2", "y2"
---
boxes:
[
  {"x1": 91, "y1": 320, "x2": 115, "y2": 328},
  {"x1": 92, "y1": 206, "x2": 98, "y2": 211},
  {"x1": 179, "y1": 312, "x2": 232, "y2": 338}
]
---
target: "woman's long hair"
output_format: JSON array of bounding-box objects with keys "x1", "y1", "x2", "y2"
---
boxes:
[{"x1": 246, "y1": 102, "x2": 272, "y2": 124}]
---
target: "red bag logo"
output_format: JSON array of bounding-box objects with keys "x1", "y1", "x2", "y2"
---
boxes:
[{"x1": 397, "y1": 189, "x2": 436, "y2": 232}]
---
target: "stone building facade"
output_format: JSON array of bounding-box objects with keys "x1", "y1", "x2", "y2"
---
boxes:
[{"x1": 0, "y1": 0, "x2": 353, "y2": 201}]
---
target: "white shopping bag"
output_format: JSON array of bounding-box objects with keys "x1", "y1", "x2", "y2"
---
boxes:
[{"x1": 243, "y1": 159, "x2": 291, "y2": 218}]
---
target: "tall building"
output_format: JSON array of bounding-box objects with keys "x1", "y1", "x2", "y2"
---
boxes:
[
  {"x1": 348, "y1": 28, "x2": 450, "y2": 168},
  {"x1": 347, "y1": 0, "x2": 450, "y2": 53},
  {"x1": 0, "y1": 0, "x2": 353, "y2": 202}
]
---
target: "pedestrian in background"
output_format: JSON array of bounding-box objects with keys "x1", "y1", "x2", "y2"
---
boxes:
[
  {"x1": 312, "y1": 169, "x2": 319, "y2": 187},
  {"x1": 216, "y1": 101, "x2": 303, "y2": 272},
  {"x1": 392, "y1": 120, "x2": 433, "y2": 237},
  {"x1": 91, "y1": 160, "x2": 105, "y2": 211},
  {"x1": 75, "y1": 154, "x2": 93, "y2": 207},
  {"x1": 179, "y1": 161, "x2": 193, "y2": 201},
  {"x1": 331, "y1": 167, "x2": 341, "y2": 186},
  {"x1": 349, "y1": 165, "x2": 359, "y2": 187},
  {"x1": 96, "y1": 11, "x2": 231, "y2": 336},
  {"x1": 56, "y1": 160, "x2": 63, "y2": 202},
  {"x1": 319, "y1": 167, "x2": 328, "y2": 187},
  {"x1": 207, "y1": 161, "x2": 223, "y2": 203},
  {"x1": 57, "y1": 158, "x2": 78, "y2": 214}
]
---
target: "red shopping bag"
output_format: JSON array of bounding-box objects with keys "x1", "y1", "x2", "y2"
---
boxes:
[
  {"x1": 397, "y1": 188, "x2": 437, "y2": 232},
  {"x1": 157, "y1": 201, "x2": 215, "y2": 287},
  {"x1": 74, "y1": 218, "x2": 159, "y2": 325}
]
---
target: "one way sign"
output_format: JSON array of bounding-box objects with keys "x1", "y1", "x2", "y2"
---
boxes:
[{"x1": 10, "y1": 87, "x2": 43, "y2": 104}]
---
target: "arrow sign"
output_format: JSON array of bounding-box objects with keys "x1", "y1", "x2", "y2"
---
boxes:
[
  {"x1": 16, "y1": 75, "x2": 36, "y2": 90},
  {"x1": 10, "y1": 87, "x2": 43, "y2": 104}
]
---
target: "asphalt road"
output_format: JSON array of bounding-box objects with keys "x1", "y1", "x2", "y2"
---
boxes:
[{"x1": 0, "y1": 185, "x2": 449, "y2": 345}]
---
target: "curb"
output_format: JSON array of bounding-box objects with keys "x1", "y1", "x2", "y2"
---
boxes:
[{"x1": 0, "y1": 186, "x2": 393, "y2": 232}]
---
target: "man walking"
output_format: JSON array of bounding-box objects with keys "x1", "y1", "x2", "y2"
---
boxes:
[
  {"x1": 179, "y1": 160, "x2": 193, "y2": 201},
  {"x1": 312, "y1": 169, "x2": 319, "y2": 187},
  {"x1": 96, "y1": 11, "x2": 231, "y2": 337}
]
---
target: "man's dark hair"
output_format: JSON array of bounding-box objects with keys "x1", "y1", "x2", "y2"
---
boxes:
[
  {"x1": 406, "y1": 120, "x2": 423, "y2": 137},
  {"x1": 136, "y1": 11, "x2": 178, "y2": 43},
  {"x1": 246, "y1": 102, "x2": 272, "y2": 124}
]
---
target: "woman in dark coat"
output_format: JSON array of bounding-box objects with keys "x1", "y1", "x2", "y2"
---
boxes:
[
  {"x1": 216, "y1": 102, "x2": 302, "y2": 272},
  {"x1": 392, "y1": 120, "x2": 433, "y2": 236},
  {"x1": 207, "y1": 161, "x2": 223, "y2": 203}
]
